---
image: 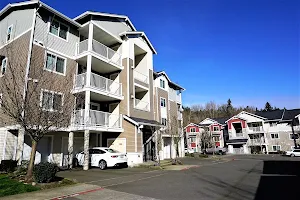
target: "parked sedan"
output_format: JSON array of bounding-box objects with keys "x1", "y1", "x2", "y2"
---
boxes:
[
  {"x1": 285, "y1": 149, "x2": 300, "y2": 157},
  {"x1": 75, "y1": 147, "x2": 128, "y2": 169}
]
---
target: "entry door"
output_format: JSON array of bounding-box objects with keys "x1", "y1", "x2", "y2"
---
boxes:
[{"x1": 164, "y1": 138, "x2": 171, "y2": 159}]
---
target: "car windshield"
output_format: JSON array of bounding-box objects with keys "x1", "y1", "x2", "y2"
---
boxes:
[{"x1": 105, "y1": 148, "x2": 119, "y2": 153}]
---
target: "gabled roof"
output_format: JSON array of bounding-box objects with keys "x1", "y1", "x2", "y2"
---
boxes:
[
  {"x1": 184, "y1": 123, "x2": 202, "y2": 129},
  {"x1": 153, "y1": 71, "x2": 185, "y2": 91},
  {"x1": 73, "y1": 11, "x2": 137, "y2": 31},
  {"x1": 124, "y1": 115, "x2": 162, "y2": 127},
  {"x1": 212, "y1": 117, "x2": 228, "y2": 125},
  {"x1": 225, "y1": 115, "x2": 247, "y2": 123},
  {"x1": 282, "y1": 109, "x2": 300, "y2": 121},
  {"x1": 0, "y1": 1, "x2": 81, "y2": 27},
  {"x1": 119, "y1": 31, "x2": 157, "y2": 54}
]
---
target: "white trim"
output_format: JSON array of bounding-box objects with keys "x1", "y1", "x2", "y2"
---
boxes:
[
  {"x1": 160, "y1": 79, "x2": 166, "y2": 89},
  {"x1": 40, "y1": 89, "x2": 64, "y2": 112},
  {"x1": 44, "y1": 51, "x2": 67, "y2": 76},
  {"x1": 160, "y1": 97, "x2": 166, "y2": 108},
  {"x1": 134, "y1": 82, "x2": 149, "y2": 91},
  {"x1": 6, "y1": 24, "x2": 13, "y2": 43},
  {"x1": 0, "y1": 28, "x2": 32, "y2": 50},
  {"x1": 91, "y1": 21, "x2": 123, "y2": 44},
  {"x1": 123, "y1": 115, "x2": 139, "y2": 126},
  {"x1": 161, "y1": 117, "x2": 167, "y2": 126},
  {"x1": 48, "y1": 17, "x2": 70, "y2": 42},
  {"x1": 190, "y1": 127, "x2": 196, "y2": 133},
  {"x1": 135, "y1": 126, "x2": 137, "y2": 152},
  {"x1": 272, "y1": 145, "x2": 281, "y2": 151},
  {"x1": 127, "y1": 58, "x2": 130, "y2": 116},
  {"x1": 2, "y1": 130, "x2": 8, "y2": 160},
  {"x1": 1, "y1": 57, "x2": 7, "y2": 76}
]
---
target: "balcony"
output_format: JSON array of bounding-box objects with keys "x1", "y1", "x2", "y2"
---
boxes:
[
  {"x1": 176, "y1": 93, "x2": 182, "y2": 104},
  {"x1": 211, "y1": 130, "x2": 223, "y2": 135},
  {"x1": 72, "y1": 109, "x2": 122, "y2": 131},
  {"x1": 134, "y1": 71, "x2": 149, "y2": 92},
  {"x1": 76, "y1": 39, "x2": 122, "y2": 72},
  {"x1": 248, "y1": 126, "x2": 264, "y2": 133},
  {"x1": 248, "y1": 138, "x2": 266, "y2": 146},
  {"x1": 134, "y1": 99, "x2": 150, "y2": 111},
  {"x1": 73, "y1": 72, "x2": 123, "y2": 101}
]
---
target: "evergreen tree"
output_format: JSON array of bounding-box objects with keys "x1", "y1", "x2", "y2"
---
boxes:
[
  {"x1": 226, "y1": 98, "x2": 233, "y2": 117},
  {"x1": 264, "y1": 102, "x2": 272, "y2": 111}
]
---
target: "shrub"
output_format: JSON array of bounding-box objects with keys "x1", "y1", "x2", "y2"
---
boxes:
[
  {"x1": 33, "y1": 162, "x2": 58, "y2": 183},
  {"x1": 0, "y1": 160, "x2": 17, "y2": 172}
]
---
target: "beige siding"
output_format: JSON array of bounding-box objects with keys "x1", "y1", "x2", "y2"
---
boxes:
[
  {"x1": 119, "y1": 119, "x2": 136, "y2": 152},
  {"x1": 266, "y1": 131, "x2": 299, "y2": 152},
  {"x1": 0, "y1": 8, "x2": 35, "y2": 47},
  {"x1": 137, "y1": 130, "x2": 142, "y2": 152},
  {"x1": 119, "y1": 58, "x2": 128, "y2": 115},
  {"x1": 169, "y1": 101, "x2": 178, "y2": 121}
]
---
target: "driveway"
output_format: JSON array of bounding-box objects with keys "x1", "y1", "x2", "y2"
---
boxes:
[{"x1": 52, "y1": 155, "x2": 300, "y2": 200}]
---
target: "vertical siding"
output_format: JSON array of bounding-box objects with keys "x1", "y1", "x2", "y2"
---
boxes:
[
  {"x1": 120, "y1": 119, "x2": 135, "y2": 152},
  {"x1": 34, "y1": 9, "x2": 79, "y2": 57},
  {"x1": 0, "y1": 9, "x2": 35, "y2": 47},
  {"x1": 119, "y1": 58, "x2": 128, "y2": 115}
]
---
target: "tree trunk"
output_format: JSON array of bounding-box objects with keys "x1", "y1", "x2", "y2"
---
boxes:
[{"x1": 25, "y1": 140, "x2": 37, "y2": 182}]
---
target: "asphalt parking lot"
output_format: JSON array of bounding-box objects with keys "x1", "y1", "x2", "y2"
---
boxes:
[{"x1": 57, "y1": 155, "x2": 300, "y2": 200}]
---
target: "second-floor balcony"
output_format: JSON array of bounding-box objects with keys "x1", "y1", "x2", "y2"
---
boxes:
[
  {"x1": 134, "y1": 98, "x2": 150, "y2": 112},
  {"x1": 248, "y1": 138, "x2": 266, "y2": 145},
  {"x1": 73, "y1": 72, "x2": 123, "y2": 100},
  {"x1": 76, "y1": 39, "x2": 122, "y2": 69},
  {"x1": 248, "y1": 126, "x2": 264, "y2": 133},
  {"x1": 72, "y1": 109, "x2": 122, "y2": 131},
  {"x1": 134, "y1": 71, "x2": 149, "y2": 91}
]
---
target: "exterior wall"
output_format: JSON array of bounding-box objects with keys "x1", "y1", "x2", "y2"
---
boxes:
[
  {"x1": 157, "y1": 88, "x2": 168, "y2": 122},
  {"x1": 119, "y1": 58, "x2": 128, "y2": 115},
  {"x1": 0, "y1": 8, "x2": 35, "y2": 47},
  {"x1": 34, "y1": 9, "x2": 79, "y2": 58},
  {"x1": 186, "y1": 125, "x2": 200, "y2": 133},
  {"x1": 0, "y1": 31, "x2": 32, "y2": 127},
  {"x1": 2, "y1": 130, "x2": 17, "y2": 160},
  {"x1": 119, "y1": 119, "x2": 136, "y2": 152},
  {"x1": 228, "y1": 118, "x2": 246, "y2": 129},
  {"x1": 266, "y1": 131, "x2": 299, "y2": 152},
  {"x1": 169, "y1": 100, "x2": 178, "y2": 121}
]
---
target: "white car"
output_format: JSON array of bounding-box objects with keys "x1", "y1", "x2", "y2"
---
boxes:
[
  {"x1": 285, "y1": 149, "x2": 300, "y2": 157},
  {"x1": 75, "y1": 147, "x2": 128, "y2": 170},
  {"x1": 184, "y1": 148, "x2": 195, "y2": 154}
]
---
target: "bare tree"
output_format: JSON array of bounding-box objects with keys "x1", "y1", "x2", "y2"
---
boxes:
[
  {"x1": 165, "y1": 116, "x2": 182, "y2": 159},
  {"x1": 0, "y1": 28, "x2": 79, "y2": 181},
  {"x1": 200, "y1": 130, "x2": 213, "y2": 152}
]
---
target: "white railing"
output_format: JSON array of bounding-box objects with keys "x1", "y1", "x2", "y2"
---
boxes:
[
  {"x1": 248, "y1": 126, "x2": 264, "y2": 132},
  {"x1": 134, "y1": 71, "x2": 148, "y2": 84},
  {"x1": 77, "y1": 39, "x2": 122, "y2": 66},
  {"x1": 248, "y1": 138, "x2": 265, "y2": 145},
  {"x1": 176, "y1": 93, "x2": 182, "y2": 104},
  {"x1": 72, "y1": 109, "x2": 122, "y2": 128},
  {"x1": 211, "y1": 130, "x2": 222, "y2": 135},
  {"x1": 134, "y1": 99, "x2": 150, "y2": 111},
  {"x1": 74, "y1": 73, "x2": 122, "y2": 97}
]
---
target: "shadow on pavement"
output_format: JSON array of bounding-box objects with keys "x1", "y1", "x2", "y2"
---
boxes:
[{"x1": 255, "y1": 160, "x2": 300, "y2": 200}]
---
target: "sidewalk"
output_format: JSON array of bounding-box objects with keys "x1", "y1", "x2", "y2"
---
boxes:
[{"x1": 1, "y1": 183, "x2": 101, "y2": 200}]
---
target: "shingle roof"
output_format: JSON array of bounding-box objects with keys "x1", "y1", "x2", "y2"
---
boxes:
[
  {"x1": 255, "y1": 110, "x2": 284, "y2": 120},
  {"x1": 129, "y1": 117, "x2": 162, "y2": 126},
  {"x1": 212, "y1": 117, "x2": 228, "y2": 125},
  {"x1": 282, "y1": 109, "x2": 300, "y2": 121}
]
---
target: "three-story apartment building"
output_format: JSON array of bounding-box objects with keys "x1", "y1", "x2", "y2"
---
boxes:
[{"x1": 0, "y1": 1, "x2": 184, "y2": 169}]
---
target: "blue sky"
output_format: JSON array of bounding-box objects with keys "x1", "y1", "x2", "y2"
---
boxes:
[{"x1": 2, "y1": 0, "x2": 299, "y2": 109}]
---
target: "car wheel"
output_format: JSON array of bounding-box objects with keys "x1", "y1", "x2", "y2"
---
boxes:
[
  {"x1": 291, "y1": 154, "x2": 295, "y2": 157},
  {"x1": 99, "y1": 160, "x2": 107, "y2": 170}
]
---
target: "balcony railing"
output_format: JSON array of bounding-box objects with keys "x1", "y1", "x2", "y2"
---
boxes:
[
  {"x1": 248, "y1": 138, "x2": 265, "y2": 145},
  {"x1": 236, "y1": 132, "x2": 244, "y2": 137},
  {"x1": 74, "y1": 73, "x2": 122, "y2": 97},
  {"x1": 248, "y1": 126, "x2": 264, "y2": 132},
  {"x1": 77, "y1": 39, "x2": 122, "y2": 66},
  {"x1": 176, "y1": 93, "x2": 182, "y2": 104},
  {"x1": 134, "y1": 71, "x2": 148, "y2": 84},
  {"x1": 134, "y1": 99, "x2": 150, "y2": 111},
  {"x1": 72, "y1": 109, "x2": 122, "y2": 129}
]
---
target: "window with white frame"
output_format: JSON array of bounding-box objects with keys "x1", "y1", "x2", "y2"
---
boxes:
[
  {"x1": 272, "y1": 145, "x2": 281, "y2": 151},
  {"x1": 49, "y1": 19, "x2": 68, "y2": 40},
  {"x1": 1, "y1": 57, "x2": 7, "y2": 75},
  {"x1": 271, "y1": 133, "x2": 279, "y2": 139},
  {"x1": 190, "y1": 127, "x2": 196, "y2": 132},
  {"x1": 160, "y1": 79, "x2": 165, "y2": 89},
  {"x1": 161, "y1": 118, "x2": 167, "y2": 126},
  {"x1": 45, "y1": 53, "x2": 66, "y2": 74},
  {"x1": 6, "y1": 25, "x2": 13, "y2": 42},
  {"x1": 289, "y1": 133, "x2": 300, "y2": 140},
  {"x1": 160, "y1": 98, "x2": 166, "y2": 107},
  {"x1": 41, "y1": 90, "x2": 63, "y2": 111},
  {"x1": 213, "y1": 126, "x2": 220, "y2": 131},
  {"x1": 190, "y1": 137, "x2": 196, "y2": 143}
]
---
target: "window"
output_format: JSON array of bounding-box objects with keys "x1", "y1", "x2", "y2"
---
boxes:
[
  {"x1": 213, "y1": 126, "x2": 220, "y2": 131},
  {"x1": 6, "y1": 25, "x2": 13, "y2": 42},
  {"x1": 272, "y1": 145, "x2": 281, "y2": 151},
  {"x1": 41, "y1": 90, "x2": 63, "y2": 111},
  {"x1": 271, "y1": 133, "x2": 279, "y2": 139},
  {"x1": 190, "y1": 127, "x2": 196, "y2": 132},
  {"x1": 160, "y1": 98, "x2": 166, "y2": 107},
  {"x1": 49, "y1": 19, "x2": 68, "y2": 40},
  {"x1": 90, "y1": 149, "x2": 106, "y2": 154},
  {"x1": 289, "y1": 134, "x2": 299, "y2": 140},
  {"x1": 161, "y1": 118, "x2": 167, "y2": 126},
  {"x1": 1, "y1": 57, "x2": 7, "y2": 75},
  {"x1": 45, "y1": 53, "x2": 66, "y2": 74},
  {"x1": 190, "y1": 137, "x2": 196, "y2": 143},
  {"x1": 160, "y1": 79, "x2": 165, "y2": 89}
]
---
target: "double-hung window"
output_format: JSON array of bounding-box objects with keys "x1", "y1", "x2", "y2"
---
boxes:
[
  {"x1": 272, "y1": 145, "x2": 281, "y2": 151},
  {"x1": 160, "y1": 79, "x2": 165, "y2": 89},
  {"x1": 41, "y1": 90, "x2": 63, "y2": 111},
  {"x1": 49, "y1": 19, "x2": 68, "y2": 40},
  {"x1": 45, "y1": 53, "x2": 66, "y2": 74},
  {"x1": 6, "y1": 25, "x2": 13, "y2": 42},
  {"x1": 160, "y1": 98, "x2": 166, "y2": 107},
  {"x1": 1, "y1": 57, "x2": 7, "y2": 75},
  {"x1": 213, "y1": 126, "x2": 220, "y2": 131},
  {"x1": 271, "y1": 133, "x2": 279, "y2": 139},
  {"x1": 190, "y1": 127, "x2": 196, "y2": 132},
  {"x1": 161, "y1": 118, "x2": 167, "y2": 126}
]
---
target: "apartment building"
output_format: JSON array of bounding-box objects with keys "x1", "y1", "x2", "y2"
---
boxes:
[
  {"x1": 0, "y1": 1, "x2": 184, "y2": 169},
  {"x1": 185, "y1": 118, "x2": 226, "y2": 152},
  {"x1": 226, "y1": 109, "x2": 300, "y2": 154}
]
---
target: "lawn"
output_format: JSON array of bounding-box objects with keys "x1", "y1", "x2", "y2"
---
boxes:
[{"x1": 0, "y1": 175, "x2": 40, "y2": 197}]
